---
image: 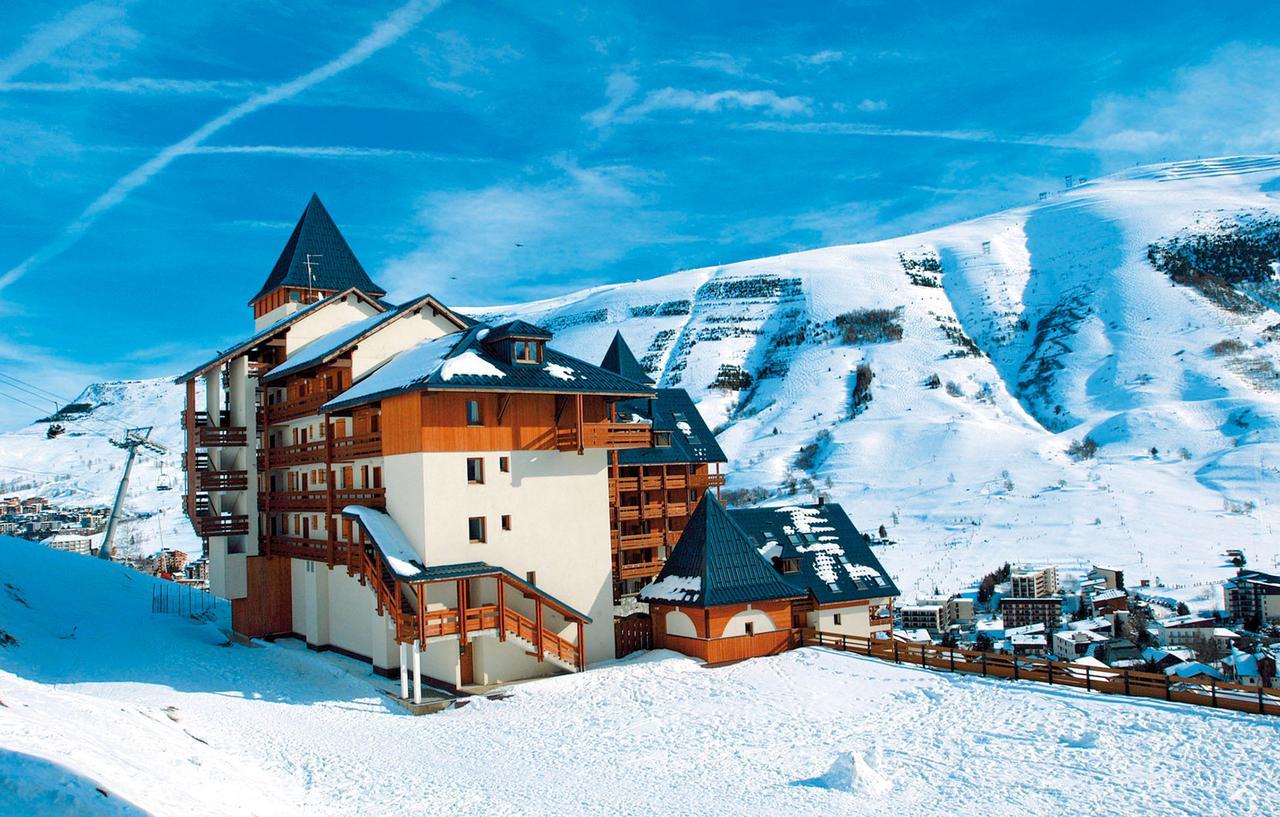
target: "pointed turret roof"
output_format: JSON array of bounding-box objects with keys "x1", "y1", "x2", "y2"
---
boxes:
[
  {"x1": 599, "y1": 331, "x2": 654, "y2": 385},
  {"x1": 639, "y1": 491, "x2": 803, "y2": 607},
  {"x1": 249, "y1": 194, "x2": 386, "y2": 304}
]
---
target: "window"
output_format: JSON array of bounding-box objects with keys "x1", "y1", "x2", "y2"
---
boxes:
[
  {"x1": 652, "y1": 431, "x2": 672, "y2": 447},
  {"x1": 744, "y1": 622, "x2": 755, "y2": 636},
  {"x1": 466, "y1": 399, "x2": 482, "y2": 426},
  {"x1": 514, "y1": 340, "x2": 542, "y2": 363},
  {"x1": 499, "y1": 456, "x2": 510, "y2": 473},
  {"x1": 466, "y1": 457, "x2": 485, "y2": 484},
  {"x1": 501, "y1": 514, "x2": 511, "y2": 531},
  {"x1": 372, "y1": 467, "x2": 382, "y2": 489},
  {"x1": 468, "y1": 516, "x2": 486, "y2": 543},
  {"x1": 526, "y1": 571, "x2": 537, "y2": 586},
  {"x1": 778, "y1": 558, "x2": 801, "y2": 574},
  {"x1": 833, "y1": 614, "x2": 843, "y2": 626}
]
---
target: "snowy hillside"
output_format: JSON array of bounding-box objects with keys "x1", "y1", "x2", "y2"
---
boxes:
[
  {"x1": 2, "y1": 533, "x2": 1277, "y2": 816},
  {"x1": 477, "y1": 156, "x2": 1280, "y2": 602},
  {"x1": 0, "y1": 379, "x2": 199, "y2": 556}
]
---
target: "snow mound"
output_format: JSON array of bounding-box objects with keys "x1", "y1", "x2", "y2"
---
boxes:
[{"x1": 799, "y1": 750, "x2": 893, "y2": 796}]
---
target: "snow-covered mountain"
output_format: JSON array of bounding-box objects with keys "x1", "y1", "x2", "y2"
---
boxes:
[
  {"x1": 475, "y1": 156, "x2": 1280, "y2": 602},
  {"x1": 5, "y1": 156, "x2": 1279, "y2": 595},
  {"x1": 0, "y1": 378, "x2": 199, "y2": 556}
]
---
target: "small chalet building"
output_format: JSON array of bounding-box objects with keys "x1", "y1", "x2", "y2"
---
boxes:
[
  {"x1": 640, "y1": 493, "x2": 898, "y2": 662},
  {"x1": 597, "y1": 332, "x2": 727, "y2": 601},
  {"x1": 177, "y1": 195, "x2": 658, "y2": 695}
]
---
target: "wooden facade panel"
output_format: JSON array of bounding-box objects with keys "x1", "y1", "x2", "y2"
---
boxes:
[
  {"x1": 381, "y1": 392, "x2": 612, "y2": 454},
  {"x1": 230, "y1": 555, "x2": 293, "y2": 638}
]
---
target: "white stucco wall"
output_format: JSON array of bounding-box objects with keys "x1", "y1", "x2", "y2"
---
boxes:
[
  {"x1": 722, "y1": 607, "x2": 776, "y2": 637},
  {"x1": 665, "y1": 609, "x2": 697, "y2": 638},
  {"x1": 472, "y1": 636, "x2": 558, "y2": 685},
  {"x1": 383, "y1": 448, "x2": 615, "y2": 665},
  {"x1": 349, "y1": 308, "x2": 458, "y2": 380},
  {"x1": 811, "y1": 604, "x2": 871, "y2": 636},
  {"x1": 282, "y1": 296, "x2": 380, "y2": 354}
]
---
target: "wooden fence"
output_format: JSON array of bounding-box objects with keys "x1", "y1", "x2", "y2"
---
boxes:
[
  {"x1": 802, "y1": 630, "x2": 1280, "y2": 717},
  {"x1": 151, "y1": 581, "x2": 223, "y2": 619}
]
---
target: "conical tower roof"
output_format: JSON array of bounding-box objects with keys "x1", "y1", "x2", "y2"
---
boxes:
[
  {"x1": 639, "y1": 491, "x2": 803, "y2": 607},
  {"x1": 599, "y1": 331, "x2": 654, "y2": 385},
  {"x1": 249, "y1": 194, "x2": 385, "y2": 304}
]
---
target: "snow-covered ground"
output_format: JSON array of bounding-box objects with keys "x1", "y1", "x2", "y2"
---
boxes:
[
  {"x1": 0, "y1": 378, "x2": 199, "y2": 556},
  {"x1": 2, "y1": 534, "x2": 1278, "y2": 816}
]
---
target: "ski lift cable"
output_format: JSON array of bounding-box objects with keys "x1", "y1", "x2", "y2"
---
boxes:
[{"x1": 0, "y1": 370, "x2": 141, "y2": 436}]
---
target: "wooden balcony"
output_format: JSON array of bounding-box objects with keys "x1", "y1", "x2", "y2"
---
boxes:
[
  {"x1": 196, "y1": 469, "x2": 248, "y2": 492},
  {"x1": 613, "y1": 501, "x2": 689, "y2": 522},
  {"x1": 194, "y1": 514, "x2": 249, "y2": 537},
  {"x1": 265, "y1": 390, "x2": 332, "y2": 424},
  {"x1": 331, "y1": 432, "x2": 382, "y2": 461},
  {"x1": 611, "y1": 472, "x2": 725, "y2": 493},
  {"x1": 268, "y1": 440, "x2": 325, "y2": 467},
  {"x1": 194, "y1": 425, "x2": 247, "y2": 447},
  {"x1": 616, "y1": 560, "x2": 663, "y2": 581},
  {"x1": 268, "y1": 487, "x2": 386, "y2": 511},
  {"x1": 556, "y1": 422, "x2": 653, "y2": 452},
  {"x1": 611, "y1": 530, "x2": 665, "y2": 552},
  {"x1": 268, "y1": 535, "x2": 329, "y2": 560}
]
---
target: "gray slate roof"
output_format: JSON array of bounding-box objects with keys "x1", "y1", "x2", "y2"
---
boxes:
[
  {"x1": 638, "y1": 492, "x2": 804, "y2": 608},
  {"x1": 599, "y1": 332, "x2": 654, "y2": 385},
  {"x1": 322, "y1": 323, "x2": 655, "y2": 412},
  {"x1": 250, "y1": 194, "x2": 385, "y2": 304},
  {"x1": 728, "y1": 502, "x2": 900, "y2": 605}
]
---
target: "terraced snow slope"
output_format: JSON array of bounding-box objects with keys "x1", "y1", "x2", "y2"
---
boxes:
[
  {"x1": 1, "y1": 534, "x2": 1277, "y2": 817},
  {"x1": 477, "y1": 156, "x2": 1280, "y2": 602}
]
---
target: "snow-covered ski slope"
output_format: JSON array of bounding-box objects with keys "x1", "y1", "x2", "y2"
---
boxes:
[
  {"x1": 1, "y1": 534, "x2": 1277, "y2": 817},
  {"x1": 0, "y1": 378, "x2": 199, "y2": 556},
  {"x1": 476, "y1": 156, "x2": 1280, "y2": 601}
]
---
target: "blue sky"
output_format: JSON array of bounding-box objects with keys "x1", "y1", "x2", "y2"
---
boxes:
[{"x1": 1, "y1": 0, "x2": 1278, "y2": 428}]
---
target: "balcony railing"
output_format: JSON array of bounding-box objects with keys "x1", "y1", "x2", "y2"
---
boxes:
[
  {"x1": 194, "y1": 514, "x2": 249, "y2": 537},
  {"x1": 610, "y1": 530, "x2": 665, "y2": 552},
  {"x1": 196, "y1": 469, "x2": 248, "y2": 492},
  {"x1": 267, "y1": 487, "x2": 386, "y2": 512},
  {"x1": 331, "y1": 432, "x2": 382, "y2": 461},
  {"x1": 269, "y1": 440, "x2": 326, "y2": 467},
  {"x1": 556, "y1": 422, "x2": 653, "y2": 452},
  {"x1": 265, "y1": 390, "x2": 333, "y2": 424},
  {"x1": 616, "y1": 560, "x2": 663, "y2": 581}
]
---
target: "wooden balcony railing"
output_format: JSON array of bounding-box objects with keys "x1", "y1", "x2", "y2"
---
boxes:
[
  {"x1": 195, "y1": 425, "x2": 247, "y2": 447},
  {"x1": 616, "y1": 560, "x2": 663, "y2": 581},
  {"x1": 611, "y1": 530, "x2": 665, "y2": 552},
  {"x1": 268, "y1": 487, "x2": 386, "y2": 512},
  {"x1": 194, "y1": 514, "x2": 249, "y2": 537},
  {"x1": 265, "y1": 390, "x2": 333, "y2": 424},
  {"x1": 196, "y1": 469, "x2": 248, "y2": 492},
  {"x1": 331, "y1": 432, "x2": 382, "y2": 461},
  {"x1": 557, "y1": 422, "x2": 653, "y2": 452},
  {"x1": 614, "y1": 501, "x2": 689, "y2": 522},
  {"x1": 269, "y1": 440, "x2": 326, "y2": 467}
]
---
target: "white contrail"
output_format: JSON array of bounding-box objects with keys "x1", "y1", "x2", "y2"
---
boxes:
[
  {"x1": 0, "y1": 0, "x2": 440, "y2": 293},
  {"x1": 0, "y1": 1, "x2": 124, "y2": 83}
]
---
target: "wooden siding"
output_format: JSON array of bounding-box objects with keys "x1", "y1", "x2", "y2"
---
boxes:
[
  {"x1": 252, "y1": 286, "x2": 334, "y2": 318},
  {"x1": 230, "y1": 555, "x2": 293, "y2": 637},
  {"x1": 382, "y1": 391, "x2": 610, "y2": 454},
  {"x1": 650, "y1": 600, "x2": 796, "y2": 662}
]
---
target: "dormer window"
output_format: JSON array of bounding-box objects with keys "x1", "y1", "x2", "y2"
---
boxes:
[{"x1": 513, "y1": 340, "x2": 544, "y2": 364}]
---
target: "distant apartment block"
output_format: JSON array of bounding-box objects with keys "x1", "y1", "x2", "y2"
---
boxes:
[
  {"x1": 1010, "y1": 566, "x2": 1058, "y2": 599},
  {"x1": 1224, "y1": 569, "x2": 1280, "y2": 625},
  {"x1": 1000, "y1": 596, "x2": 1062, "y2": 631}
]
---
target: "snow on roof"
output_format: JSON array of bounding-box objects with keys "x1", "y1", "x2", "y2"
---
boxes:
[
  {"x1": 341, "y1": 506, "x2": 423, "y2": 579},
  {"x1": 640, "y1": 574, "x2": 701, "y2": 603},
  {"x1": 324, "y1": 333, "x2": 461, "y2": 409},
  {"x1": 544, "y1": 362, "x2": 575, "y2": 381},
  {"x1": 1165, "y1": 662, "x2": 1226, "y2": 680},
  {"x1": 1092, "y1": 588, "x2": 1127, "y2": 602},
  {"x1": 440, "y1": 350, "x2": 505, "y2": 380}
]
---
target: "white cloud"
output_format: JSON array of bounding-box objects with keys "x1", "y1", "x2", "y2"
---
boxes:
[
  {"x1": 741, "y1": 120, "x2": 1059, "y2": 147},
  {"x1": 793, "y1": 50, "x2": 844, "y2": 67},
  {"x1": 590, "y1": 83, "x2": 811, "y2": 127},
  {"x1": 0, "y1": 77, "x2": 253, "y2": 95},
  {"x1": 1074, "y1": 44, "x2": 1280, "y2": 158},
  {"x1": 584, "y1": 70, "x2": 639, "y2": 129},
  {"x1": 0, "y1": 0, "x2": 442, "y2": 294},
  {"x1": 379, "y1": 159, "x2": 693, "y2": 304},
  {"x1": 857, "y1": 98, "x2": 887, "y2": 113},
  {"x1": 187, "y1": 144, "x2": 479, "y2": 162}
]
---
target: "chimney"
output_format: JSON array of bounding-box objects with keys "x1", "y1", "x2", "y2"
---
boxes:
[{"x1": 816, "y1": 495, "x2": 825, "y2": 506}]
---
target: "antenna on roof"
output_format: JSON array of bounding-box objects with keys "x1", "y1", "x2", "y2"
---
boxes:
[{"x1": 304, "y1": 254, "x2": 323, "y2": 302}]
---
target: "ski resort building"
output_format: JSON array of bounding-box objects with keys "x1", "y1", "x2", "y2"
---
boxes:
[
  {"x1": 597, "y1": 332, "x2": 727, "y2": 601},
  {"x1": 176, "y1": 196, "x2": 659, "y2": 692},
  {"x1": 640, "y1": 493, "x2": 898, "y2": 662}
]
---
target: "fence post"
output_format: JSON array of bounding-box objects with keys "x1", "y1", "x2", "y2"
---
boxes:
[
  {"x1": 842, "y1": 634, "x2": 847, "y2": 652},
  {"x1": 1085, "y1": 666, "x2": 1091, "y2": 692},
  {"x1": 1260, "y1": 685, "x2": 1266, "y2": 716},
  {"x1": 893, "y1": 639, "x2": 899, "y2": 664},
  {"x1": 1210, "y1": 679, "x2": 1217, "y2": 708},
  {"x1": 1123, "y1": 670, "x2": 1130, "y2": 697},
  {"x1": 1165, "y1": 674, "x2": 1171, "y2": 701},
  {"x1": 1047, "y1": 660, "x2": 1053, "y2": 686},
  {"x1": 1013, "y1": 657, "x2": 1019, "y2": 681},
  {"x1": 981, "y1": 652, "x2": 987, "y2": 677},
  {"x1": 921, "y1": 645, "x2": 927, "y2": 669},
  {"x1": 950, "y1": 650, "x2": 955, "y2": 673}
]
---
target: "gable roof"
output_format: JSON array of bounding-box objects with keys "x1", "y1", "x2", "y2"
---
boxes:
[
  {"x1": 175, "y1": 288, "x2": 386, "y2": 383},
  {"x1": 249, "y1": 194, "x2": 385, "y2": 304},
  {"x1": 260, "y1": 293, "x2": 467, "y2": 383},
  {"x1": 321, "y1": 323, "x2": 655, "y2": 413},
  {"x1": 599, "y1": 332, "x2": 654, "y2": 385},
  {"x1": 639, "y1": 491, "x2": 804, "y2": 608},
  {"x1": 728, "y1": 502, "x2": 900, "y2": 605}
]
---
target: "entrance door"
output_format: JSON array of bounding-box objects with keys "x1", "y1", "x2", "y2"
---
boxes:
[{"x1": 459, "y1": 643, "x2": 475, "y2": 686}]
